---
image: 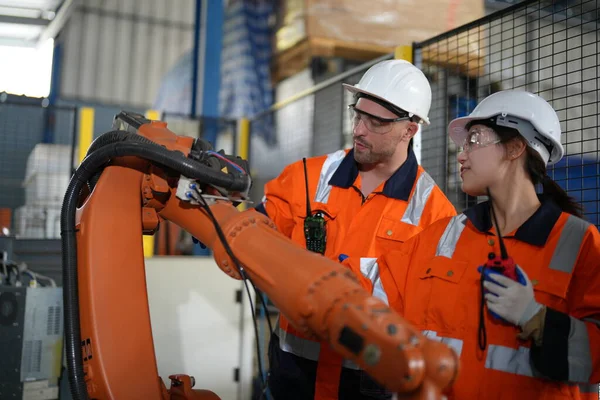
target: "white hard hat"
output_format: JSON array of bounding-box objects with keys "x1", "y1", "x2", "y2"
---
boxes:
[
  {"x1": 342, "y1": 60, "x2": 432, "y2": 125},
  {"x1": 448, "y1": 89, "x2": 564, "y2": 165}
]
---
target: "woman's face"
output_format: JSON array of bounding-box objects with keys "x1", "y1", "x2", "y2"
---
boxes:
[{"x1": 457, "y1": 125, "x2": 507, "y2": 196}]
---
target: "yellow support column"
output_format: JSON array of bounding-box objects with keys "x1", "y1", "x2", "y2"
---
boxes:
[
  {"x1": 77, "y1": 108, "x2": 95, "y2": 163},
  {"x1": 237, "y1": 118, "x2": 250, "y2": 211},
  {"x1": 142, "y1": 109, "x2": 162, "y2": 258},
  {"x1": 394, "y1": 45, "x2": 413, "y2": 63},
  {"x1": 145, "y1": 109, "x2": 161, "y2": 121}
]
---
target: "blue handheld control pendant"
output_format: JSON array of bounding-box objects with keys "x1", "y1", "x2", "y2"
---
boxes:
[{"x1": 479, "y1": 252, "x2": 527, "y2": 322}]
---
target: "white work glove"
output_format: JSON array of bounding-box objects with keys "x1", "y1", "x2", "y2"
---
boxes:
[{"x1": 483, "y1": 265, "x2": 542, "y2": 327}]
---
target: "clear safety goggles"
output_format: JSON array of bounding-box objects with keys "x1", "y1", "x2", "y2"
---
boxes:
[
  {"x1": 459, "y1": 126, "x2": 502, "y2": 153},
  {"x1": 348, "y1": 105, "x2": 410, "y2": 134}
]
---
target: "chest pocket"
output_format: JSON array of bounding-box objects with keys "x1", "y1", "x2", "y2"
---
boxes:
[
  {"x1": 375, "y1": 216, "x2": 422, "y2": 252},
  {"x1": 529, "y1": 266, "x2": 572, "y2": 313},
  {"x1": 408, "y1": 257, "x2": 470, "y2": 333},
  {"x1": 291, "y1": 202, "x2": 339, "y2": 256}
]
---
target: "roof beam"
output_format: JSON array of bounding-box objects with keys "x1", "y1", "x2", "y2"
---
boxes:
[
  {"x1": 0, "y1": 15, "x2": 49, "y2": 26},
  {"x1": 37, "y1": 0, "x2": 80, "y2": 45}
]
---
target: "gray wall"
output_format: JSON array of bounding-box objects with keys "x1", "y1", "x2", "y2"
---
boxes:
[{"x1": 58, "y1": 0, "x2": 195, "y2": 108}]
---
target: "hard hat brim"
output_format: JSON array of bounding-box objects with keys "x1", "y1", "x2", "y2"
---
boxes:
[
  {"x1": 447, "y1": 115, "x2": 479, "y2": 147},
  {"x1": 448, "y1": 111, "x2": 507, "y2": 145},
  {"x1": 343, "y1": 83, "x2": 430, "y2": 125}
]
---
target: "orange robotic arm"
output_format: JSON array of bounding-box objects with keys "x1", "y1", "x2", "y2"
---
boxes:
[{"x1": 61, "y1": 112, "x2": 458, "y2": 400}]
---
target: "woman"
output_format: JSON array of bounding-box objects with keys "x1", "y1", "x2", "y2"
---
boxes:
[{"x1": 343, "y1": 90, "x2": 600, "y2": 399}]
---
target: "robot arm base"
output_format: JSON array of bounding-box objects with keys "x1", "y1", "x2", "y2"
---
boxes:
[{"x1": 166, "y1": 375, "x2": 222, "y2": 400}]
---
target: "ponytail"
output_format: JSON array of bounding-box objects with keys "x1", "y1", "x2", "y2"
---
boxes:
[
  {"x1": 539, "y1": 173, "x2": 584, "y2": 217},
  {"x1": 526, "y1": 148, "x2": 584, "y2": 218}
]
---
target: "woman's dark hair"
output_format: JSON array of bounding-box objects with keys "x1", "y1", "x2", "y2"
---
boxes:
[{"x1": 467, "y1": 119, "x2": 584, "y2": 218}]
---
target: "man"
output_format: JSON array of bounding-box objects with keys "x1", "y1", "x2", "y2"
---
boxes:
[{"x1": 255, "y1": 59, "x2": 457, "y2": 400}]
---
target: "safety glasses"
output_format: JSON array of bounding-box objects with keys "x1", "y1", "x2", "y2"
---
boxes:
[
  {"x1": 459, "y1": 126, "x2": 502, "y2": 153},
  {"x1": 348, "y1": 105, "x2": 410, "y2": 134}
]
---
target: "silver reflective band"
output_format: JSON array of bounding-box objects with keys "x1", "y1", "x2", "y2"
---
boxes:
[
  {"x1": 275, "y1": 325, "x2": 360, "y2": 370},
  {"x1": 549, "y1": 215, "x2": 590, "y2": 273},
  {"x1": 583, "y1": 317, "x2": 600, "y2": 327},
  {"x1": 577, "y1": 383, "x2": 599, "y2": 394},
  {"x1": 342, "y1": 359, "x2": 361, "y2": 370},
  {"x1": 485, "y1": 345, "x2": 534, "y2": 377},
  {"x1": 359, "y1": 258, "x2": 389, "y2": 305},
  {"x1": 474, "y1": 340, "x2": 593, "y2": 382},
  {"x1": 276, "y1": 325, "x2": 320, "y2": 362},
  {"x1": 372, "y1": 277, "x2": 388, "y2": 305},
  {"x1": 314, "y1": 150, "x2": 346, "y2": 204},
  {"x1": 421, "y1": 330, "x2": 464, "y2": 357},
  {"x1": 435, "y1": 214, "x2": 468, "y2": 258},
  {"x1": 568, "y1": 316, "x2": 593, "y2": 382},
  {"x1": 402, "y1": 171, "x2": 436, "y2": 226}
]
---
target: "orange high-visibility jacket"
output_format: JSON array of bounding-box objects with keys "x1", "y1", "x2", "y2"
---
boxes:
[
  {"x1": 256, "y1": 148, "x2": 456, "y2": 400},
  {"x1": 345, "y1": 199, "x2": 600, "y2": 399}
]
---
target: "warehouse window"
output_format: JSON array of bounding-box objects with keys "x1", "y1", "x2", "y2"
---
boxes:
[{"x1": 0, "y1": 39, "x2": 54, "y2": 98}]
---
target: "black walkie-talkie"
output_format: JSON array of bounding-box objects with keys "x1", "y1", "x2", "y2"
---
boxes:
[{"x1": 303, "y1": 158, "x2": 327, "y2": 254}]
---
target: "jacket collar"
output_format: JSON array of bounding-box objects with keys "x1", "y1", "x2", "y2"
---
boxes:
[
  {"x1": 328, "y1": 148, "x2": 419, "y2": 201},
  {"x1": 463, "y1": 196, "x2": 563, "y2": 246}
]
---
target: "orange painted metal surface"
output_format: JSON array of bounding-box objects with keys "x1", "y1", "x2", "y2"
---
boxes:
[{"x1": 72, "y1": 120, "x2": 459, "y2": 400}]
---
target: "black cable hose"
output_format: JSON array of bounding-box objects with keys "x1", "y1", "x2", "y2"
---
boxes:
[
  {"x1": 82, "y1": 130, "x2": 164, "y2": 191},
  {"x1": 197, "y1": 193, "x2": 276, "y2": 399},
  {"x1": 196, "y1": 194, "x2": 267, "y2": 388},
  {"x1": 61, "y1": 172, "x2": 87, "y2": 400},
  {"x1": 85, "y1": 130, "x2": 153, "y2": 155},
  {"x1": 61, "y1": 140, "x2": 250, "y2": 400}
]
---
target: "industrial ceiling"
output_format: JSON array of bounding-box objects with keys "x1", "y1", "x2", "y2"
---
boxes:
[{"x1": 0, "y1": 0, "x2": 76, "y2": 47}]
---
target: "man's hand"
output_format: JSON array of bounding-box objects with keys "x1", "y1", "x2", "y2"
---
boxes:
[{"x1": 483, "y1": 265, "x2": 542, "y2": 327}]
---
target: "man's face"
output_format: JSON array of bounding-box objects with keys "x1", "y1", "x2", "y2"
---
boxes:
[{"x1": 351, "y1": 98, "x2": 412, "y2": 165}]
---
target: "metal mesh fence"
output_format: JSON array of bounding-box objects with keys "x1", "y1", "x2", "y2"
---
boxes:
[
  {"x1": 415, "y1": 0, "x2": 600, "y2": 225},
  {"x1": 249, "y1": 3, "x2": 600, "y2": 389},
  {"x1": 0, "y1": 101, "x2": 77, "y2": 239}
]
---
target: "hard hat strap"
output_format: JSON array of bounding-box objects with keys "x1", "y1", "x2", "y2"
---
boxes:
[
  {"x1": 355, "y1": 92, "x2": 413, "y2": 120},
  {"x1": 468, "y1": 114, "x2": 555, "y2": 164}
]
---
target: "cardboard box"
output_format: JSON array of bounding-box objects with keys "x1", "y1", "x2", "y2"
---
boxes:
[{"x1": 275, "y1": 0, "x2": 486, "y2": 53}]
